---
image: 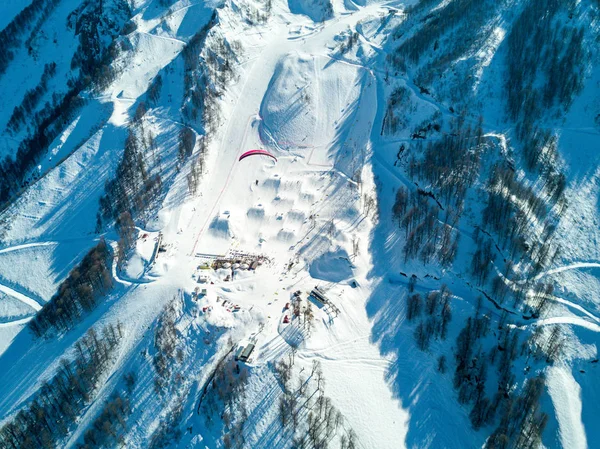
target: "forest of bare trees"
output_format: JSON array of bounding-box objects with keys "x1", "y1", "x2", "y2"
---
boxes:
[
  {"x1": 392, "y1": 187, "x2": 459, "y2": 266},
  {"x1": 481, "y1": 163, "x2": 561, "y2": 281},
  {"x1": 29, "y1": 240, "x2": 113, "y2": 337},
  {"x1": 199, "y1": 354, "x2": 249, "y2": 449},
  {"x1": 408, "y1": 121, "x2": 483, "y2": 208},
  {"x1": 182, "y1": 12, "x2": 218, "y2": 126},
  {"x1": 381, "y1": 86, "x2": 410, "y2": 135},
  {"x1": 0, "y1": 0, "x2": 60, "y2": 77},
  {"x1": 5, "y1": 62, "x2": 57, "y2": 134},
  {"x1": 77, "y1": 383, "x2": 133, "y2": 449},
  {"x1": 448, "y1": 298, "x2": 552, "y2": 448},
  {"x1": 147, "y1": 73, "x2": 163, "y2": 105},
  {"x1": 68, "y1": 0, "x2": 131, "y2": 89},
  {"x1": 388, "y1": 0, "x2": 497, "y2": 87},
  {"x1": 506, "y1": 0, "x2": 585, "y2": 126},
  {"x1": 0, "y1": 324, "x2": 123, "y2": 449},
  {"x1": 0, "y1": 81, "x2": 86, "y2": 206},
  {"x1": 153, "y1": 299, "x2": 184, "y2": 395},
  {"x1": 405, "y1": 285, "x2": 453, "y2": 351},
  {"x1": 0, "y1": 0, "x2": 131, "y2": 209},
  {"x1": 274, "y1": 355, "x2": 358, "y2": 449},
  {"x1": 485, "y1": 376, "x2": 548, "y2": 449},
  {"x1": 97, "y1": 104, "x2": 162, "y2": 233}
]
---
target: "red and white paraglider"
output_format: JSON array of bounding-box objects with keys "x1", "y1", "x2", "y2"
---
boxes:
[{"x1": 238, "y1": 149, "x2": 277, "y2": 162}]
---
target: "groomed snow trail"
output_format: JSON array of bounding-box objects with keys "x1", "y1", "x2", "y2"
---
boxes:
[
  {"x1": 181, "y1": 4, "x2": 386, "y2": 256},
  {"x1": 533, "y1": 262, "x2": 600, "y2": 281},
  {"x1": 8, "y1": 1, "x2": 599, "y2": 448},
  {"x1": 0, "y1": 317, "x2": 33, "y2": 328},
  {"x1": 547, "y1": 366, "x2": 588, "y2": 449},
  {"x1": 0, "y1": 283, "x2": 42, "y2": 312},
  {"x1": 534, "y1": 317, "x2": 600, "y2": 333},
  {"x1": 165, "y1": 5, "x2": 411, "y2": 448}
]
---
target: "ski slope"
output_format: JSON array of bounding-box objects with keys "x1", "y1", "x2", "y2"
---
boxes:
[{"x1": 0, "y1": 0, "x2": 599, "y2": 448}]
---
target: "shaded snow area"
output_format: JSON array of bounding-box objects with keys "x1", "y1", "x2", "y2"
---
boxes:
[{"x1": 0, "y1": 0, "x2": 599, "y2": 448}]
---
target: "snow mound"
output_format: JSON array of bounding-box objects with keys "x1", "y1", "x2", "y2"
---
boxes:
[
  {"x1": 276, "y1": 229, "x2": 296, "y2": 242},
  {"x1": 288, "y1": 0, "x2": 333, "y2": 23},
  {"x1": 285, "y1": 209, "x2": 306, "y2": 223},
  {"x1": 209, "y1": 216, "x2": 234, "y2": 239},
  {"x1": 309, "y1": 248, "x2": 353, "y2": 282},
  {"x1": 259, "y1": 53, "x2": 361, "y2": 154},
  {"x1": 247, "y1": 205, "x2": 266, "y2": 220},
  {"x1": 262, "y1": 175, "x2": 282, "y2": 191}
]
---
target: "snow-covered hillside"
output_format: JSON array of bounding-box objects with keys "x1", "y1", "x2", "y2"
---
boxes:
[{"x1": 0, "y1": 0, "x2": 599, "y2": 448}]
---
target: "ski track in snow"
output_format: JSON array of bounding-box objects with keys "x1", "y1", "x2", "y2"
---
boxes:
[
  {"x1": 138, "y1": 30, "x2": 186, "y2": 46},
  {"x1": 547, "y1": 366, "x2": 588, "y2": 449},
  {"x1": 534, "y1": 316, "x2": 600, "y2": 333},
  {"x1": 0, "y1": 316, "x2": 33, "y2": 328},
  {"x1": 0, "y1": 283, "x2": 42, "y2": 312},
  {"x1": 542, "y1": 294, "x2": 600, "y2": 323},
  {"x1": 0, "y1": 241, "x2": 57, "y2": 255},
  {"x1": 533, "y1": 262, "x2": 600, "y2": 281}
]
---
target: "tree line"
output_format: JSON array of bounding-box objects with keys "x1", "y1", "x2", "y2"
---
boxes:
[
  {"x1": 153, "y1": 299, "x2": 184, "y2": 395},
  {"x1": 29, "y1": 240, "x2": 113, "y2": 338},
  {"x1": 5, "y1": 62, "x2": 57, "y2": 134},
  {"x1": 0, "y1": 323, "x2": 123, "y2": 449},
  {"x1": 0, "y1": 0, "x2": 132, "y2": 209},
  {"x1": 147, "y1": 297, "x2": 193, "y2": 449},
  {"x1": 392, "y1": 187, "x2": 460, "y2": 266},
  {"x1": 388, "y1": 0, "x2": 494, "y2": 74},
  {"x1": 452, "y1": 299, "x2": 553, "y2": 448},
  {"x1": 381, "y1": 86, "x2": 410, "y2": 135},
  {"x1": 404, "y1": 279, "x2": 559, "y2": 447},
  {"x1": 275, "y1": 355, "x2": 358, "y2": 449},
  {"x1": 0, "y1": 80, "x2": 86, "y2": 206},
  {"x1": 406, "y1": 285, "x2": 453, "y2": 351},
  {"x1": 181, "y1": 13, "x2": 241, "y2": 198},
  {"x1": 182, "y1": 11, "x2": 218, "y2": 127},
  {"x1": 407, "y1": 120, "x2": 483, "y2": 209},
  {"x1": 149, "y1": 401, "x2": 185, "y2": 449},
  {"x1": 76, "y1": 387, "x2": 133, "y2": 449},
  {"x1": 200, "y1": 353, "x2": 249, "y2": 449},
  {"x1": 481, "y1": 163, "x2": 561, "y2": 278},
  {"x1": 505, "y1": 0, "x2": 585, "y2": 125},
  {"x1": 97, "y1": 105, "x2": 162, "y2": 237},
  {"x1": 0, "y1": 0, "x2": 61, "y2": 77},
  {"x1": 68, "y1": 0, "x2": 131, "y2": 90}
]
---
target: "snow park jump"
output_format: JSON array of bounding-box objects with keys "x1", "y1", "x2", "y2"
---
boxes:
[{"x1": 238, "y1": 149, "x2": 277, "y2": 162}]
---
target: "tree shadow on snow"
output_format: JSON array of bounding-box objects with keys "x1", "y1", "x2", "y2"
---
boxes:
[
  {"x1": 324, "y1": 60, "x2": 487, "y2": 447},
  {"x1": 362, "y1": 182, "x2": 487, "y2": 449}
]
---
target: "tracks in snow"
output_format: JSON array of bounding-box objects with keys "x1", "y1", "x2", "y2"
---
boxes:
[
  {"x1": 0, "y1": 242, "x2": 48, "y2": 319},
  {"x1": 0, "y1": 283, "x2": 40, "y2": 328},
  {"x1": 0, "y1": 316, "x2": 33, "y2": 328},
  {"x1": 0, "y1": 284, "x2": 42, "y2": 312},
  {"x1": 530, "y1": 316, "x2": 600, "y2": 333},
  {"x1": 0, "y1": 240, "x2": 57, "y2": 254},
  {"x1": 532, "y1": 262, "x2": 600, "y2": 281}
]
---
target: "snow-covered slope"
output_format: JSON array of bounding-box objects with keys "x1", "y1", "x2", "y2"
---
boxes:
[{"x1": 0, "y1": 0, "x2": 599, "y2": 448}]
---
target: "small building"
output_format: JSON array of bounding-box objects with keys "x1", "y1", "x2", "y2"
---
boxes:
[
  {"x1": 310, "y1": 286, "x2": 328, "y2": 304},
  {"x1": 234, "y1": 346, "x2": 245, "y2": 361},
  {"x1": 235, "y1": 343, "x2": 255, "y2": 362}
]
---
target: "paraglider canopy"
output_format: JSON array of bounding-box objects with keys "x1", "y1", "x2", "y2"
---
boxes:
[{"x1": 239, "y1": 149, "x2": 277, "y2": 162}]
